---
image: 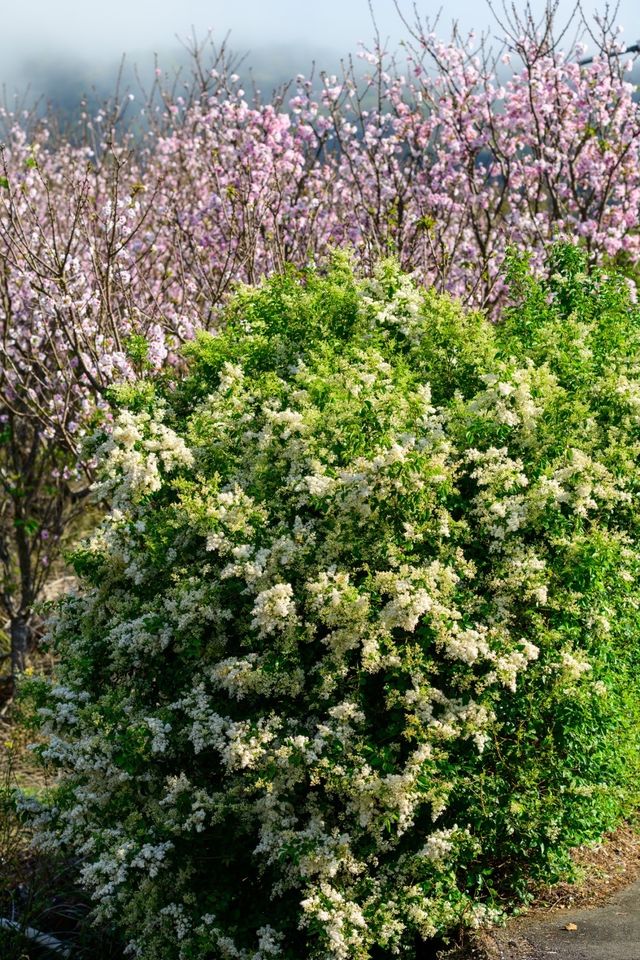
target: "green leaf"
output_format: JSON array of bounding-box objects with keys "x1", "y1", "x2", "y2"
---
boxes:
[{"x1": 0, "y1": 176, "x2": 9, "y2": 189}]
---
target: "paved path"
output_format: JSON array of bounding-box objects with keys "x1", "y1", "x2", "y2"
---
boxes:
[{"x1": 483, "y1": 879, "x2": 640, "y2": 960}]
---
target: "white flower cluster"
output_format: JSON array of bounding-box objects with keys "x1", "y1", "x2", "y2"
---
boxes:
[
  {"x1": 361, "y1": 267, "x2": 426, "y2": 344},
  {"x1": 92, "y1": 407, "x2": 193, "y2": 509},
  {"x1": 251, "y1": 583, "x2": 297, "y2": 637}
]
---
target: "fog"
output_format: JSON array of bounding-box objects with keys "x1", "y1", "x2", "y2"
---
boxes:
[{"x1": 1, "y1": 0, "x2": 639, "y2": 101}]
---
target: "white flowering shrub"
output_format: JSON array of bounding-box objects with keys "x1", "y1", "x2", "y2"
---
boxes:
[{"x1": 28, "y1": 249, "x2": 640, "y2": 959}]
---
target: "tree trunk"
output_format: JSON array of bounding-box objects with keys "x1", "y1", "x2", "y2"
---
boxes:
[{"x1": 10, "y1": 614, "x2": 30, "y2": 676}]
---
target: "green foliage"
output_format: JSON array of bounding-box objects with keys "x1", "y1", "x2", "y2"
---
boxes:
[
  {"x1": 29, "y1": 248, "x2": 640, "y2": 959},
  {"x1": 124, "y1": 333, "x2": 153, "y2": 372}
]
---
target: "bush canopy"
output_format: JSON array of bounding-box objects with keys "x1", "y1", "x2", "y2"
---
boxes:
[{"x1": 29, "y1": 248, "x2": 640, "y2": 959}]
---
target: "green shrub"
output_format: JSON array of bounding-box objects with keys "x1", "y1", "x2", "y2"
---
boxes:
[{"x1": 29, "y1": 249, "x2": 640, "y2": 959}]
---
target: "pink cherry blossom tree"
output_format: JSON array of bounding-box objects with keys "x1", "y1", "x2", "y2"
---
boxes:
[{"x1": 1, "y1": 1, "x2": 640, "y2": 692}]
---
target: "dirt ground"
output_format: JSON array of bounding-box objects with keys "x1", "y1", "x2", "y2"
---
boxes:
[{"x1": 447, "y1": 825, "x2": 640, "y2": 960}]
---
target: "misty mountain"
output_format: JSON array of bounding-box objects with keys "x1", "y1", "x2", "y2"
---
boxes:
[{"x1": 2, "y1": 40, "x2": 349, "y2": 117}]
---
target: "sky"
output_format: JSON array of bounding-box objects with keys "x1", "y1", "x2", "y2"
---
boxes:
[{"x1": 1, "y1": 0, "x2": 639, "y2": 96}]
